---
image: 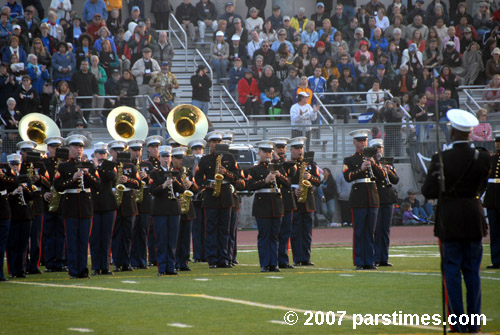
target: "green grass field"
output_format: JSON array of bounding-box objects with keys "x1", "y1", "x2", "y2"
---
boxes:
[{"x1": 1, "y1": 245, "x2": 499, "y2": 335}]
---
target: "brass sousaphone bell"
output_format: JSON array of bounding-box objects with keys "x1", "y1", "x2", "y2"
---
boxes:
[
  {"x1": 106, "y1": 106, "x2": 148, "y2": 141},
  {"x1": 167, "y1": 104, "x2": 208, "y2": 146},
  {"x1": 18, "y1": 113, "x2": 61, "y2": 152}
]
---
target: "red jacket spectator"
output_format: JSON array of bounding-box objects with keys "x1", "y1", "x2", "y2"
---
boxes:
[{"x1": 237, "y1": 76, "x2": 260, "y2": 105}]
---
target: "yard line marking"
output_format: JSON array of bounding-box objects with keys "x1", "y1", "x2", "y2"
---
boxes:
[
  {"x1": 194, "y1": 278, "x2": 211, "y2": 281},
  {"x1": 265, "y1": 276, "x2": 283, "y2": 279},
  {"x1": 268, "y1": 320, "x2": 288, "y2": 325},
  {"x1": 10, "y1": 281, "x2": 442, "y2": 332},
  {"x1": 168, "y1": 323, "x2": 193, "y2": 328},
  {"x1": 68, "y1": 328, "x2": 94, "y2": 333},
  {"x1": 121, "y1": 280, "x2": 137, "y2": 284},
  {"x1": 339, "y1": 274, "x2": 354, "y2": 277}
]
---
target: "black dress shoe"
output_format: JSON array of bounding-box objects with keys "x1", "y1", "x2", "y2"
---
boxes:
[
  {"x1": 157, "y1": 272, "x2": 166, "y2": 276},
  {"x1": 378, "y1": 262, "x2": 393, "y2": 267},
  {"x1": 79, "y1": 268, "x2": 90, "y2": 278},
  {"x1": 232, "y1": 260, "x2": 239, "y2": 265},
  {"x1": 364, "y1": 265, "x2": 377, "y2": 270},
  {"x1": 69, "y1": 275, "x2": 78, "y2": 279},
  {"x1": 260, "y1": 267, "x2": 269, "y2": 272},
  {"x1": 166, "y1": 271, "x2": 179, "y2": 275},
  {"x1": 101, "y1": 270, "x2": 113, "y2": 275},
  {"x1": 121, "y1": 266, "x2": 134, "y2": 272},
  {"x1": 44, "y1": 268, "x2": 54, "y2": 273},
  {"x1": 92, "y1": 270, "x2": 100, "y2": 276},
  {"x1": 53, "y1": 266, "x2": 65, "y2": 272},
  {"x1": 179, "y1": 266, "x2": 192, "y2": 271},
  {"x1": 17, "y1": 273, "x2": 27, "y2": 278},
  {"x1": 301, "y1": 261, "x2": 315, "y2": 266},
  {"x1": 269, "y1": 266, "x2": 281, "y2": 272},
  {"x1": 0, "y1": 277, "x2": 7, "y2": 282},
  {"x1": 138, "y1": 265, "x2": 148, "y2": 269},
  {"x1": 217, "y1": 263, "x2": 232, "y2": 268},
  {"x1": 279, "y1": 264, "x2": 294, "y2": 269},
  {"x1": 486, "y1": 264, "x2": 500, "y2": 269},
  {"x1": 114, "y1": 266, "x2": 121, "y2": 272},
  {"x1": 355, "y1": 265, "x2": 364, "y2": 270},
  {"x1": 293, "y1": 263, "x2": 301, "y2": 267},
  {"x1": 209, "y1": 264, "x2": 217, "y2": 269},
  {"x1": 27, "y1": 269, "x2": 42, "y2": 275}
]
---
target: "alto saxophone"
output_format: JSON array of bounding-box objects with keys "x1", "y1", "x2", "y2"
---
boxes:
[
  {"x1": 115, "y1": 162, "x2": 126, "y2": 206},
  {"x1": 212, "y1": 154, "x2": 224, "y2": 197},
  {"x1": 48, "y1": 159, "x2": 62, "y2": 212},
  {"x1": 297, "y1": 159, "x2": 312, "y2": 203},
  {"x1": 180, "y1": 167, "x2": 193, "y2": 214},
  {"x1": 135, "y1": 159, "x2": 145, "y2": 203}
]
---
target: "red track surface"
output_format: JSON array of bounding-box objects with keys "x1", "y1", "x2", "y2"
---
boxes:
[{"x1": 237, "y1": 225, "x2": 490, "y2": 248}]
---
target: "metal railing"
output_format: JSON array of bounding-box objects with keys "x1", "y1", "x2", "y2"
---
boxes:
[
  {"x1": 193, "y1": 49, "x2": 213, "y2": 102},
  {"x1": 219, "y1": 85, "x2": 250, "y2": 143},
  {"x1": 168, "y1": 13, "x2": 188, "y2": 71}
]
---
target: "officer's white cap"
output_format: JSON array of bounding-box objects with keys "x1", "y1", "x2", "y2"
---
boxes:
[
  {"x1": 269, "y1": 137, "x2": 289, "y2": 146},
  {"x1": 108, "y1": 140, "x2": 127, "y2": 150},
  {"x1": 349, "y1": 129, "x2": 370, "y2": 139},
  {"x1": 44, "y1": 136, "x2": 64, "y2": 146},
  {"x1": 255, "y1": 140, "x2": 275, "y2": 150},
  {"x1": 127, "y1": 139, "x2": 145, "y2": 149},
  {"x1": 188, "y1": 138, "x2": 206, "y2": 148},
  {"x1": 222, "y1": 139, "x2": 232, "y2": 145},
  {"x1": 369, "y1": 139, "x2": 384, "y2": 147},
  {"x1": 16, "y1": 140, "x2": 37, "y2": 150},
  {"x1": 7, "y1": 153, "x2": 21, "y2": 163},
  {"x1": 159, "y1": 145, "x2": 172, "y2": 156},
  {"x1": 167, "y1": 138, "x2": 180, "y2": 146},
  {"x1": 172, "y1": 147, "x2": 188, "y2": 156},
  {"x1": 446, "y1": 109, "x2": 479, "y2": 132},
  {"x1": 289, "y1": 137, "x2": 307, "y2": 147},
  {"x1": 65, "y1": 135, "x2": 87, "y2": 146},
  {"x1": 206, "y1": 131, "x2": 224, "y2": 141},
  {"x1": 223, "y1": 130, "x2": 235, "y2": 140},
  {"x1": 94, "y1": 142, "x2": 108, "y2": 153},
  {"x1": 145, "y1": 135, "x2": 163, "y2": 147}
]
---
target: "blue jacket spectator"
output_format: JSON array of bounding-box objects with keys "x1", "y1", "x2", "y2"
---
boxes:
[
  {"x1": 0, "y1": 15, "x2": 12, "y2": 41},
  {"x1": 301, "y1": 27, "x2": 319, "y2": 48},
  {"x1": 4, "y1": 0, "x2": 23, "y2": 20},
  {"x1": 51, "y1": 43, "x2": 76, "y2": 83},
  {"x1": 94, "y1": 36, "x2": 117, "y2": 53},
  {"x1": 83, "y1": 0, "x2": 108, "y2": 23},
  {"x1": 228, "y1": 63, "x2": 244, "y2": 92},
  {"x1": 271, "y1": 39, "x2": 294, "y2": 54},
  {"x1": 1, "y1": 41, "x2": 28, "y2": 65},
  {"x1": 370, "y1": 29, "x2": 389, "y2": 52},
  {"x1": 27, "y1": 61, "x2": 50, "y2": 94},
  {"x1": 308, "y1": 73, "x2": 327, "y2": 100},
  {"x1": 337, "y1": 60, "x2": 356, "y2": 79}
]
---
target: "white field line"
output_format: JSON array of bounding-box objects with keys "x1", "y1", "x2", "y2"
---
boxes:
[
  {"x1": 68, "y1": 328, "x2": 94, "y2": 333},
  {"x1": 168, "y1": 323, "x2": 193, "y2": 328},
  {"x1": 10, "y1": 281, "x2": 441, "y2": 332}
]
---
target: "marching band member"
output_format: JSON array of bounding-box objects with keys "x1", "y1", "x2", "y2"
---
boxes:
[
  {"x1": 54, "y1": 135, "x2": 100, "y2": 279},
  {"x1": 150, "y1": 145, "x2": 184, "y2": 276},
  {"x1": 369, "y1": 139, "x2": 399, "y2": 267},
  {"x1": 343, "y1": 129, "x2": 384, "y2": 270},
  {"x1": 109, "y1": 140, "x2": 140, "y2": 272},
  {"x1": 270, "y1": 137, "x2": 297, "y2": 269},
  {"x1": 129, "y1": 139, "x2": 153, "y2": 270},
  {"x1": 289, "y1": 137, "x2": 321, "y2": 267},
  {"x1": 171, "y1": 146, "x2": 198, "y2": 271},
  {"x1": 0, "y1": 157, "x2": 17, "y2": 281},
  {"x1": 90, "y1": 142, "x2": 117, "y2": 276},
  {"x1": 7, "y1": 153, "x2": 34, "y2": 278},
  {"x1": 194, "y1": 131, "x2": 239, "y2": 269},
  {"x1": 247, "y1": 140, "x2": 290, "y2": 272},
  {"x1": 145, "y1": 135, "x2": 162, "y2": 266},
  {"x1": 484, "y1": 131, "x2": 500, "y2": 270},
  {"x1": 41, "y1": 136, "x2": 67, "y2": 273},
  {"x1": 189, "y1": 138, "x2": 207, "y2": 263},
  {"x1": 18, "y1": 140, "x2": 50, "y2": 275}
]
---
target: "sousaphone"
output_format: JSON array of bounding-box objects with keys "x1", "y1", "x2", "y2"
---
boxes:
[
  {"x1": 167, "y1": 104, "x2": 208, "y2": 146},
  {"x1": 18, "y1": 113, "x2": 61, "y2": 152},
  {"x1": 106, "y1": 106, "x2": 148, "y2": 141}
]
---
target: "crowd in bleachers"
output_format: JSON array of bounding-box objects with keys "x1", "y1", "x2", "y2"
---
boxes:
[{"x1": 1, "y1": 0, "x2": 499, "y2": 156}]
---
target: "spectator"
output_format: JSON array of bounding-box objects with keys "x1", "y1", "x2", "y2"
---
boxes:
[
  {"x1": 365, "y1": 0, "x2": 385, "y2": 16},
  {"x1": 266, "y1": 5, "x2": 282, "y2": 31},
  {"x1": 460, "y1": 27, "x2": 478, "y2": 55},
  {"x1": 99, "y1": 39, "x2": 120, "y2": 76},
  {"x1": 384, "y1": 97, "x2": 404, "y2": 157},
  {"x1": 26, "y1": 54, "x2": 49, "y2": 95},
  {"x1": 1, "y1": 97, "x2": 21, "y2": 129},
  {"x1": 290, "y1": 7, "x2": 308, "y2": 34},
  {"x1": 395, "y1": 64, "x2": 416, "y2": 97},
  {"x1": 104, "y1": 68, "x2": 123, "y2": 111},
  {"x1": 387, "y1": 0, "x2": 407, "y2": 21},
  {"x1": 341, "y1": 16, "x2": 358, "y2": 43},
  {"x1": 483, "y1": 74, "x2": 500, "y2": 113},
  {"x1": 18, "y1": 7, "x2": 40, "y2": 47},
  {"x1": 271, "y1": 28, "x2": 294, "y2": 54},
  {"x1": 65, "y1": 14, "x2": 86, "y2": 47},
  {"x1": 148, "y1": 93, "x2": 171, "y2": 127},
  {"x1": 320, "y1": 167, "x2": 338, "y2": 225},
  {"x1": 303, "y1": 55, "x2": 319, "y2": 77},
  {"x1": 93, "y1": 26, "x2": 116, "y2": 53},
  {"x1": 245, "y1": 0, "x2": 266, "y2": 20},
  {"x1": 259, "y1": 19, "x2": 277, "y2": 44},
  {"x1": 355, "y1": 54, "x2": 372, "y2": 92},
  {"x1": 89, "y1": 55, "x2": 107, "y2": 111},
  {"x1": 331, "y1": 31, "x2": 348, "y2": 56},
  {"x1": 213, "y1": 19, "x2": 228, "y2": 42},
  {"x1": 309, "y1": 3, "x2": 327, "y2": 31},
  {"x1": 290, "y1": 91, "x2": 318, "y2": 149},
  {"x1": 87, "y1": 14, "x2": 106, "y2": 43},
  {"x1": 275, "y1": 43, "x2": 293, "y2": 65},
  {"x1": 15, "y1": 75, "x2": 38, "y2": 116},
  {"x1": 311, "y1": 41, "x2": 330, "y2": 67},
  {"x1": 4, "y1": 0, "x2": 23, "y2": 20},
  {"x1": 58, "y1": 93, "x2": 83, "y2": 130},
  {"x1": 401, "y1": 202, "x2": 420, "y2": 225},
  {"x1": 438, "y1": 65, "x2": 459, "y2": 102},
  {"x1": 83, "y1": 0, "x2": 108, "y2": 23},
  {"x1": 325, "y1": 76, "x2": 349, "y2": 123},
  {"x1": 195, "y1": 0, "x2": 218, "y2": 44},
  {"x1": 423, "y1": 38, "x2": 442, "y2": 69},
  {"x1": 366, "y1": 80, "x2": 385, "y2": 115},
  {"x1": 52, "y1": 42, "x2": 76, "y2": 84},
  {"x1": 246, "y1": 7, "x2": 263, "y2": 32},
  {"x1": 46, "y1": 11, "x2": 65, "y2": 42},
  {"x1": 190, "y1": 64, "x2": 211, "y2": 116},
  {"x1": 486, "y1": 47, "x2": 500, "y2": 81},
  {"x1": 229, "y1": 35, "x2": 248, "y2": 67},
  {"x1": 151, "y1": 0, "x2": 173, "y2": 30},
  {"x1": 442, "y1": 26, "x2": 460, "y2": 54},
  {"x1": 2, "y1": 36, "x2": 27, "y2": 65},
  {"x1": 228, "y1": 57, "x2": 244, "y2": 93},
  {"x1": 354, "y1": 40, "x2": 374, "y2": 66},
  {"x1": 237, "y1": 67, "x2": 260, "y2": 115},
  {"x1": 404, "y1": 189, "x2": 433, "y2": 222},
  {"x1": 373, "y1": 64, "x2": 392, "y2": 91},
  {"x1": 39, "y1": 23, "x2": 58, "y2": 55},
  {"x1": 210, "y1": 31, "x2": 229, "y2": 83},
  {"x1": 401, "y1": 43, "x2": 423, "y2": 77},
  {"x1": 301, "y1": 21, "x2": 318, "y2": 48},
  {"x1": 455, "y1": 15, "x2": 479, "y2": 41},
  {"x1": 131, "y1": 47, "x2": 160, "y2": 97},
  {"x1": 247, "y1": 29, "x2": 262, "y2": 59},
  {"x1": 282, "y1": 16, "x2": 297, "y2": 43},
  {"x1": 9, "y1": 53, "x2": 26, "y2": 83},
  {"x1": 153, "y1": 31, "x2": 174, "y2": 65},
  {"x1": 460, "y1": 42, "x2": 483, "y2": 86},
  {"x1": 219, "y1": 1, "x2": 242, "y2": 33},
  {"x1": 318, "y1": 19, "x2": 336, "y2": 44},
  {"x1": 49, "y1": 80, "x2": 70, "y2": 120},
  {"x1": 410, "y1": 93, "x2": 431, "y2": 141},
  {"x1": 118, "y1": 69, "x2": 139, "y2": 108},
  {"x1": 106, "y1": 8, "x2": 121, "y2": 37},
  {"x1": 471, "y1": 108, "x2": 493, "y2": 142},
  {"x1": 387, "y1": 41, "x2": 402, "y2": 72},
  {"x1": 75, "y1": 34, "x2": 98, "y2": 71},
  {"x1": 123, "y1": 5, "x2": 143, "y2": 29},
  {"x1": 331, "y1": 4, "x2": 348, "y2": 32},
  {"x1": 308, "y1": 67, "x2": 326, "y2": 102},
  {"x1": 335, "y1": 169, "x2": 352, "y2": 226},
  {"x1": 251, "y1": 54, "x2": 264, "y2": 79},
  {"x1": 338, "y1": 65, "x2": 356, "y2": 96},
  {"x1": 294, "y1": 43, "x2": 311, "y2": 69},
  {"x1": 425, "y1": 3, "x2": 450, "y2": 28},
  {"x1": 0, "y1": 12, "x2": 12, "y2": 46},
  {"x1": 388, "y1": 27, "x2": 408, "y2": 54},
  {"x1": 175, "y1": 0, "x2": 197, "y2": 43},
  {"x1": 322, "y1": 57, "x2": 339, "y2": 80},
  {"x1": 375, "y1": 8, "x2": 389, "y2": 32},
  {"x1": 294, "y1": 75, "x2": 313, "y2": 105},
  {"x1": 408, "y1": 15, "x2": 429, "y2": 41},
  {"x1": 149, "y1": 61, "x2": 178, "y2": 107},
  {"x1": 254, "y1": 40, "x2": 276, "y2": 67},
  {"x1": 432, "y1": 16, "x2": 448, "y2": 43},
  {"x1": 258, "y1": 65, "x2": 281, "y2": 112},
  {"x1": 474, "y1": 2, "x2": 494, "y2": 39},
  {"x1": 70, "y1": 60, "x2": 98, "y2": 120},
  {"x1": 67, "y1": 119, "x2": 93, "y2": 147},
  {"x1": 128, "y1": 22, "x2": 157, "y2": 65},
  {"x1": 370, "y1": 28, "x2": 388, "y2": 53},
  {"x1": 114, "y1": 28, "x2": 131, "y2": 72},
  {"x1": 282, "y1": 66, "x2": 300, "y2": 112},
  {"x1": 406, "y1": 0, "x2": 425, "y2": 24}
]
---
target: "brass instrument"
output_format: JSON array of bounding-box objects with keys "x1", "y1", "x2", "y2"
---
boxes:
[
  {"x1": 48, "y1": 159, "x2": 63, "y2": 212},
  {"x1": 115, "y1": 162, "x2": 125, "y2": 206},
  {"x1": 267, "y1": 158, "x2": 279, "y2": 193},
  {"x1": 363, "y1": 147, "x2": 377, "y2": 181},
  {"x1": 106, "y1": 106, "x2": 148, "y2": 142},
  {"x1": 213, "y1": 154, "x2": 223, "y2": 197},
  {"x1": 166, "y1": 104, "x2": 209, "y2": 146},
  {"x1": 18, "y1": 113, "x2": 61, "y2": 152},
  {"x1": 135, "y1": 159, "x2": 146, "y2": 203},
  {"x1": 19, "y1": 183, "x2": 28, "y2": 206},
  {"x1": 180, "y1": 167, "x2": 193, "y2": 214},
  {"x1": 297, "y1": 159, "x2": 312, "y2": 203}
]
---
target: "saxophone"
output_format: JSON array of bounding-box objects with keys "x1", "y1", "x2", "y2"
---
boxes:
[
  {"x1": 135, "y1": 159, "x2": 145, "y2": 203},
  {"x1": 180, "y1": 167, "x2": 193, "y2": 214},
  {"x1": 297, "y1": 159, "x2": 312, "y2": 203},
  {"x1": 212, "y1": 154, "x2": 224, "y2": 197},
  {"x1": 115, "y1": 162, "x2": 126, "y2": 206},
  {"x1": 48, "y1": 159, "x2": 62, "y2": 212}
]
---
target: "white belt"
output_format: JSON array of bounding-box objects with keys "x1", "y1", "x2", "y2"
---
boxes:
[
  {"x1": 65, "y1": 188, "x2": 91, "y2": 194},
  {"x1": 207, "y1": 179, "x2": 230, "y2": 184},
  {"x1": 143, "y1": 186, "x2": 149, "y2": 189},
  {"x1": 291, "y1": 184, "x2": 299, "y2": 189},
  {"x1": 488, "y1": 178, "x2": 500, "y2": 184},
  {"x1": 353, "y1": 178, "x2": 374, "y2": 184},
  {"x1": 256, "y1": 189, "x2": 281, "y2": 194},
  {"x1": 0, "y1": 190, "x2": 7, "y2": 196},
  {"x1": 112, "y1": 187, "x2": 133, "y2": 192},
  {"x1": 33, "y1": 186, "x2": 41, "y2": 192}
]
